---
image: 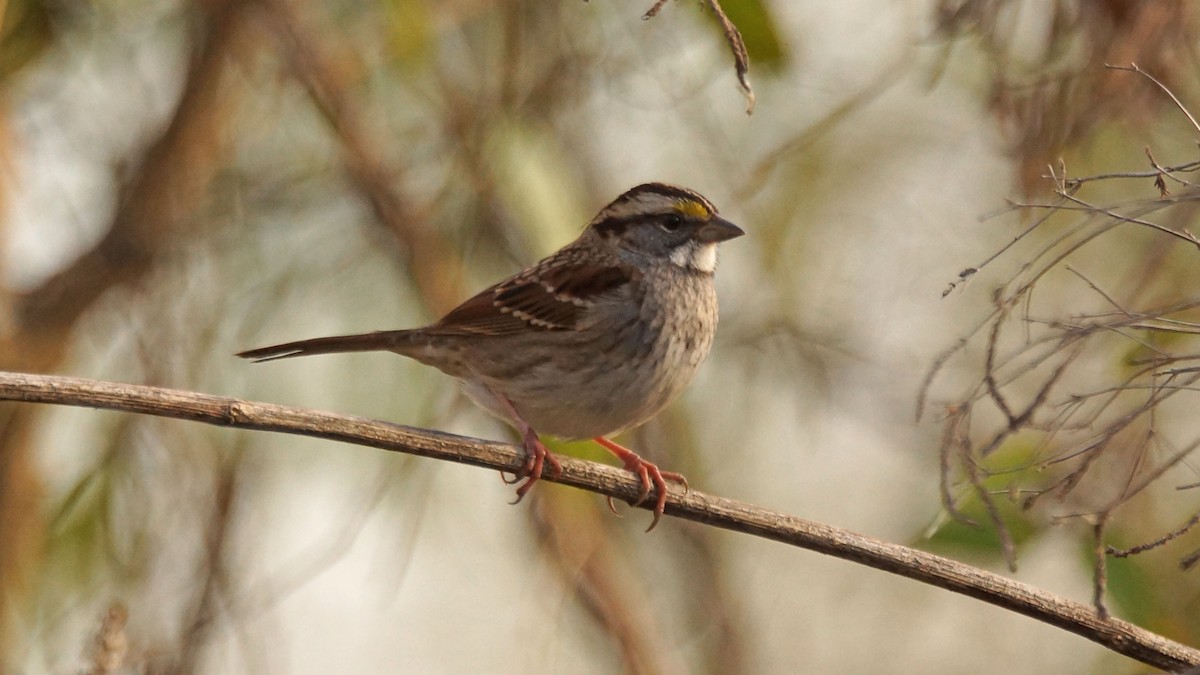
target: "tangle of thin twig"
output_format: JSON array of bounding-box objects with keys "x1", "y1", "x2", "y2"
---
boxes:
[{"x1": 925, "y1": 63, "x2": 1200, "y2": 614}]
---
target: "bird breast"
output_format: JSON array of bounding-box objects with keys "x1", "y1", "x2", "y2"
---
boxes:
[{"x1": 461, "y1": 264, "x2": 719, "y2": 440}]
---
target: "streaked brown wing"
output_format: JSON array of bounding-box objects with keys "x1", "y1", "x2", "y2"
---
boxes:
[{"x1": 432, "y1": 257, "x2": 636, "y2": 336}]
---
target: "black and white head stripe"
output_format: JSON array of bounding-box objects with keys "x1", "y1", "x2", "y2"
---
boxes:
[{"x1": 588, "y1": 183, "x2": 718, "y2": 235}]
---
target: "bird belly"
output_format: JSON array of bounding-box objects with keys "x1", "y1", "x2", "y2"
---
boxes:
[{"x1": 468, "y1": 355, "x2": 701, "y2": 440}]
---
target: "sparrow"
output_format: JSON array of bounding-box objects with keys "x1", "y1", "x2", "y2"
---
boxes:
[{"x1": 238, "y1": 183, "x2": 743, "y2": 530}]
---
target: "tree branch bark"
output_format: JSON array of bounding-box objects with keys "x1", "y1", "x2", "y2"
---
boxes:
[{"x1": 1, "y1": 370, "x2": 1197, "y2": 670}]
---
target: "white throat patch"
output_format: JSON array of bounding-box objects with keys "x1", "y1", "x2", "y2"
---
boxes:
[{"x1": 670, "y1": 241, "x2": 718, "y2": 273}]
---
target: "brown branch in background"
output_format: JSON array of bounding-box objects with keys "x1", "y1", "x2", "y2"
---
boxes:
[
  {"x1": 1105, "y1": 63, "x2": 1200, "y2": 134},
  {"x1": 1060, "y1": 159, "x2": 1200, "y2": 189},
  {"x1": 1055, "y1": 191, "x2": 1200, "y2": 249},
  {"x1": 642, "y1": 0, "x2": 755, "y2": 114},
  {"x1": 1106, "y1": 436, "x2": 1200, "y2": 511},
  {"x1": 5, "y1": 0, "x2": 251, "y2": 372},
  {"x1": 934, "y1": 1, "x2": 1197, "y2": 194},
  {"x1": 960, "y1": 441, "x2": 1017, "y2": 572},
  {"x1": 1108, "y1": 510, "x2": 1200, "y2": 559},
  {"x1": 0, "y1": 0, "x2": 254, "y2": 663},
  {"x1": 1063, "y1": 266, "x2": 1135, "y2": 319},
  {"x1": 703, "y1": 0, "x2": 753, "y2": 115},
  {"x1": 928, "y1": 149, "x2": 1200, "y2": 620},
  {"x1": 255, "y1": 0, "x2": 465, "y2": 315},
  {"x1": 641, "y1": 0, "x2": 669, "y2": 19},
  {"x1": 1043, "y1": 372, "x2": 1200, "y2": 504},
  {"x1": 677, "y1": 530, "x2": 748, "y2": 675},
  {"x1": 532, "y1": 496, "x2": 681, "y2": 675},
  {"x1": 171, "y1": 462, "x2": 239, "y2": 673},
  {"x1": 918, "y1": 333, "x2": 978, "y2": 421},
  {"x1": 984, "y1": 310, "x2": 1016, "y2": 425},
  {"x1": 938, "y1": 405, "x2": 976, "y2": 527},
  {"x1": 956, "y1": 334, "x2": 1084, "y2": 574},
  {"x1": 1, "y1": 371, "x2": 1198, "y2": 671},
  {"x1": 1092, "y1": 516, "x2": 1111, "y2": 619}
]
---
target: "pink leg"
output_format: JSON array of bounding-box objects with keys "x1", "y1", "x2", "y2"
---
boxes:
[
  {"x1": 493, "y1": 394, "x2": 562, "y2": 504},
  {"x1": 592, "y1": 437, "x2": 688, "y2": 532}
]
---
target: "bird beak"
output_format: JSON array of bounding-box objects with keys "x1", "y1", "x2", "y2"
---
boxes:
[{"x1": 697, "y1": 216, "x2": 745, "y2": 243}]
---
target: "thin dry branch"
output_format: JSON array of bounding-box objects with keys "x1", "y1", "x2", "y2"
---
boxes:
[
  {"x1": 256, "y1": 0, "x2": 465, "y2": 315},
  {"x1": 1, "y1": 371, "x2": 1198, "y2": 670},
  {"x1": 702, "y1": 0, "x2": 754, "y2": 114},
  {"x1": 926, "y1": 56, "x2": 1200, "y2": 647},
  {"x1": 642, "y1": 0, "x2": 754, "y2": 114},
  {"x1": 0, "y1": 0, "x2": 255, "y2": 660},
  {"x1": 1060, "y1": 159, "x2": 1200, "y2": 188},
  {"x1": 1109, "y1": 510, "x2": 1200, "y2": 559},
  {"x1": 8, "y1": 0, "x2": 251, "y2": 367},
  {"x1": 1105, "y1": 63, "x2": 1200, "y2": 135}
]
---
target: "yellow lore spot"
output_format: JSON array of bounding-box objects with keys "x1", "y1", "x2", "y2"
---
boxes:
[{"x1": 674, "y1": 199, "x2": 710, "y2": 219}]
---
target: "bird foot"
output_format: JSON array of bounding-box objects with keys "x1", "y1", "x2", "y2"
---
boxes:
[
  {"x1": 593, "y1": 437, "x2": 687, "y2": 532},
  {"x1": 490, "y1": 392, "x2": 561, "y2": 503},
  {"x1": 508, "y1": 427, "x2": 562, "y2": 505}
]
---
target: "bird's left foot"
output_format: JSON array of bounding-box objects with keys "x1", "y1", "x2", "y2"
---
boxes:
[
  {"x1": 505, "y1": 426, "x2": 563, "y2": 504},
  {"x1": 593, "y1": 437, "x2": 688, "y2": 532},
  {"x1": 493, "y1": 393, "x2": 562, "y2": 503}
]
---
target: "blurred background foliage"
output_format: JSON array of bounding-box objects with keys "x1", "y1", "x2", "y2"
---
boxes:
[{"x1": 1, "y1": 0, "x2": 1199, "y2": 673}]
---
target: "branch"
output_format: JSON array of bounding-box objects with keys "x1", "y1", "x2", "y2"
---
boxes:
[
  {"x1": 9, "y1": 0, "x2": 251, "y2": 366},
  {"x1": 256, "y1": 0, "x2": 466, "y2": 315},
  {"x1": 642, "y1": 0, "x2": 754, "y2": 114},
  {"x1": 1, "y1": 371, "x2": 1197, "y2": 670},
  {"x1": 1105, "y1": 63, "x2": 1200, "y2": 135}
]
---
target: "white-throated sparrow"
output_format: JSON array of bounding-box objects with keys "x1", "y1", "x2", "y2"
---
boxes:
[{"x1": 238, "y1": 183, "x2": 743, "y2": 530}]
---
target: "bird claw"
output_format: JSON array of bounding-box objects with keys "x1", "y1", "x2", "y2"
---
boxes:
[
  {"x1": 661, "y1": 470, "x2": 690, "y2": 494},
  {"x1": 631, "y1": 458, "x2": 671, "y2": 533},
  {"x1": 504, "y1": 428, "x2": 562, "y2": 505},
  {"x1": 592, "y1": 437, "x2": 686, "y2": 533},
  {"x1": 497, "y1": 419, "x2": 680, "y2": 533},
  {"x1": 510, "y1": 475, "x2": 536, "y2": 505}
]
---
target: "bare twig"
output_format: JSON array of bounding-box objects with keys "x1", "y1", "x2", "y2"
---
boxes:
[
  {"x1": 641, "y1": 0, "x2": 669, "y2": 19},
  {"x1": 1105, "y1": 63, "x2": 1200, "y2": 135},
  {"x1": 930, "y1": 56, "x2": 1200, "y2": 644},
  {"x1": 9, "y1": 0, "x2": 251, "y2": 365},
  {"x1": 703, "y1": 0, "x2": 754, "y2": 114},
  {"x1": 1108, "y1": 510, "x2": 1200, "y2": 559},
  {"x1": 1055, "y1": 191, "x2": 1200, "y2": 250},
  {"x1": 1, "y1": 371, "x2": 1199, "y2": 670},
  {"x1": 642, "y1": 0, "x2": 755, "y2": 114},
  {"x1": 256, "y1": 0, "x2": 465, "y2": 314},
  {"x1": 960, "y1": 441, "x2": 1018, "y2": 572},
  {"x1": 1059, "y1": 160, "x2": 1200, "y2": 188},
  {"x1": 938, "y1": 404, "x2": 977, "y2": 527},
  {"x1": 1092, "y1": 516, "x2": 1110, "y2": 619},
  {"x1": 0, "y1": 0, "x2": 254, "y2": 656},
  {"x1": 984, "y1": 310, "x2": 1017, "y2": 426}
]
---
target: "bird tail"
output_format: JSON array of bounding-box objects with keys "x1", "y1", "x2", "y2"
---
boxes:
[{"x1": 236, "y1": 330, "x2": 419, "y2": 363}]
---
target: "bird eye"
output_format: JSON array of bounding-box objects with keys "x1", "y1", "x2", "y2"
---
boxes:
[{"x1": 660, "y1": 214, "x2": 684, "y2": 232}]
